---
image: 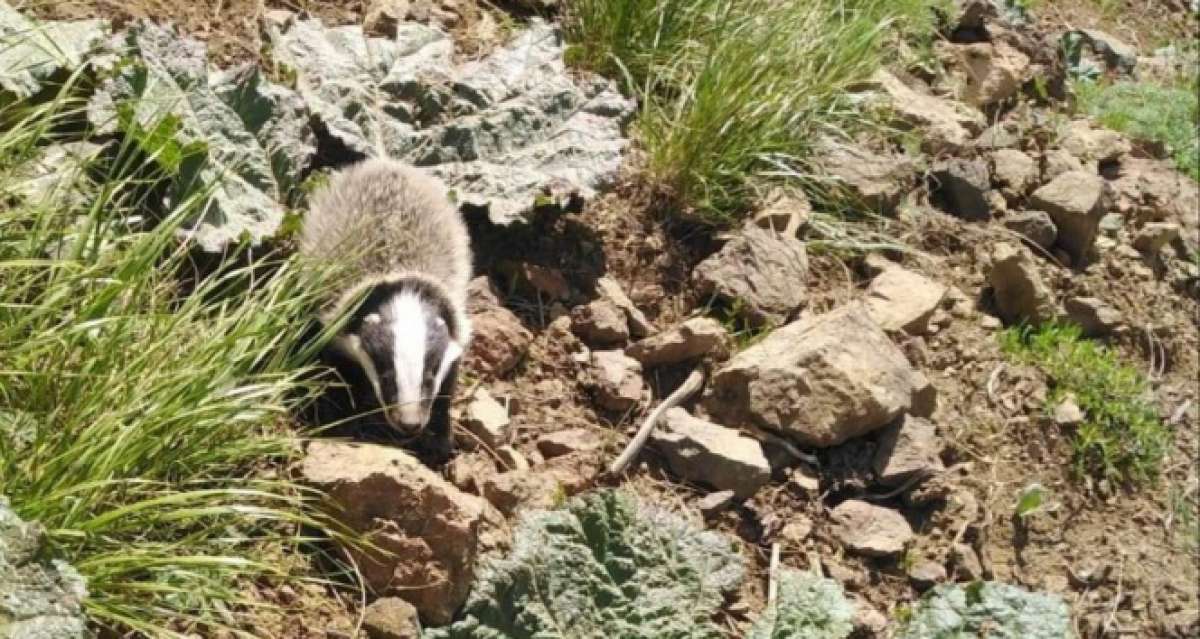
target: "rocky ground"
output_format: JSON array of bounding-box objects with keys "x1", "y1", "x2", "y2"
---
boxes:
[{"x1": 8, "y1": 0, "x2": 1199, "y2": 638}]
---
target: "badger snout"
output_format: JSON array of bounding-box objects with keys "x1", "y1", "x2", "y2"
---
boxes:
[{"x1": 385, "y1": 402, "x2": 428, "y2": 435}]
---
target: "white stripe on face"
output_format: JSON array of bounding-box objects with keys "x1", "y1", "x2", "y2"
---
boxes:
[{"x1": 387, "y1": 291, "x2": 428, "y2": 423}]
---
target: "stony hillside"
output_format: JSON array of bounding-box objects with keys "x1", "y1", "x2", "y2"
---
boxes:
[{"x1": 2, "y1": 1, "x2": 1197, "y2": 638}]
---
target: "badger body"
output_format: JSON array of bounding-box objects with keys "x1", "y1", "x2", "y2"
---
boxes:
[{"x1": 299, "y1": 158, "x2": 472, "y2": 461}]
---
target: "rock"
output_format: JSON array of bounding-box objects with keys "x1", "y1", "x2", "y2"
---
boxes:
[
  {"x1": 780, "y1": 516, "x2": 813, "y2": 546},
  {"x1": 1029, "y1": 170, "x2": 1110, "y2": 262},
  {"x1": 363, "y1": 0, "x2": 408, "y2": 36},
  {"x1": 752, "y1": 190, "x2": 811, "y2": 236},
  {"x1": 852, "y1": 599, "x2": 889, "y2": 637},
  {"x1": 1066, "y1": 29, "x2": 1138, "y2": 75},
  {"x1": 1059, "y1": 120, "x2": 1132, "y2": 165},
  {"x1": 495, "y1": 445, "x2": 529, "y2": 471},
  {"x1": 446, "y1": 451, "x2": 496, "y2": 492},
  {"x1": 932, "y1": 158, "x2": 993, "y2": 221},
  {"x1": 465, "y1": 277, "x2": 533, "y2": 377},
  {"x1": 989, "y1": 242, "x2": 1058, "y2": 325},
  {"x1": 814, "y1": 137, "x2": 917, "y2": 215},
  {"x1": 973, "y1": 116, "x2": 1027, "y2": 151},
  {"x1": 590, "y1": 350, "x2": 645, "y2": 411},
  {"x1": 1042, "y1": 148, "x2": 1085, "y2": 182},
  {"x1": 652, "y1": 408, "x2": 771, "y2": 498},
  {"x1": 950, "y1": 543, "x2": 984, "y2": 580},
  {"x1": 265, "y1": 17, "x2": 635, "y2": 226},
  {"x1": 706, "y1": 303, "x2": 923, "y2": 448},
  {"x1": 0, "y1": 498, "x2": 89, "y2": 639},
  {"x1": 1110, "y1": 158, "x2": 1199, "y2": 249},
  {"x1": 697, "y1": 490, "x2": 737, "y2": 519},
  {"x1": 692, "y1": 226, "x2": 808, "y2": 327},
  {"x1": 1004, "y1": 210, "x2": 1058, "y2": 250},
  {"x1": 867, "y1": 69, "x2": 986, "y2": 153},
  {"x1": 1133, "y1": 222, "x2": 1180, "y2": 254},
  {"x1": 1064, "y1": 296, "x2": 1123, "y2": 337},
  {"x1": 595, "y1": 277, "x2": 653, "y2": 338},
  {"x1": 829, "y1": 500, "x2": 913, "y2": 558},
  {"x1": 536, "y1": 428, "x2": 601, "y2": 459},
  {"x1": 363, "y1": 597, "x2": 421, "y2": 639},
  {"x1": 937, "y1": 40, "x2": 1031, "y2": 107},
  {"x1": 625, "y1": 317, "x2": 729, "y2": 367},
  {"x1": 789, "y1": 464, "x2": 821, "y2": 493},
  {"x1": 498, "y1": 262, "x2": 572, "y2": 301},
  {"x1": 908, "y1": 560, "x2": 948, "y2": 591},
  {"x1": 949, "y1": 0, "x2": 992, "y2": 32},
  {"x1": 873, "y1": 416, "x2": 945, "y2": 487},
  {"x1": 461, "y1": 388, "x2": 511, "y2": 449},
  {"x1": 910, "y1": 371, "x2": 939, "y2": 419},
  {"x1": 990, "y1": 149, "x2": 1038, "y2": 201},
  {"x1": 300, "y1": 441, "x2": 504, "y2": 624},
  {"x1": 1053, "y1": 395, "x2": 1085, "y2": 426},
  {"x1": 571, "y1": 298, "x2": 630, "y2": 346},
  {"x1": 480, "y1": 462, "x2": 594, "y2": 515},
  {"x1": 864, "y1": 265, "x2": 948, "y2": 334}
]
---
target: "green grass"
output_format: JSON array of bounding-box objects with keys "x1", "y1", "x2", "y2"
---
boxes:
[
  {"x1": 0, "y1": 83, "x2": 354, "y2": 634},
  {"x1": 1073, "y1": 76, "x2": 1200, "y2": 181},
  {"x1": 1000, "y1": 323, "x2": 1171, "y2": 484},
  {"x1": 564, "y1": 0, "x2": 945, "y2": 223}
]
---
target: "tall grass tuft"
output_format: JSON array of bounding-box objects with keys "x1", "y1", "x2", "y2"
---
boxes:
[
  {"x1": 0, "y1": 81, "x2": 352, "y2": 635},
  {"x1": 565, "y1": 0, "x2": 945, "y2": 222}
]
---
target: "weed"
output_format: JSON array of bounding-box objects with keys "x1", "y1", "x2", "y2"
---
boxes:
[
  {"x1": 1015, "y1": 482, "x2": 1048, "y2": 519},
  {"x1": 0, "y1": 81, "x2": 354, "y2": 633},
  {"x1": 999, "y1": 323, "x2": 1171, "y2": 484},
  {"x1": 564, "y1": 0, "x2": 945, "y2": 223},
  {"x1": 1073, "y1": 76, "x2": 1200, "y2": 181}
]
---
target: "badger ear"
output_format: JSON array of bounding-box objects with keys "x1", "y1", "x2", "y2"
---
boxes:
[{"x1": 435, "y1": 339, "x2": 464, "y2": 386}]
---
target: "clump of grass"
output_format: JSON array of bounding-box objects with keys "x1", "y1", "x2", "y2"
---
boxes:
[
  {"x1": 1073, "y1": 76, "x2": 1200, "y2": 181},
  {"x1": 0, "y1": 86, "x2": 352, "y2": 633},
  {"x1": 564, "y1": 0, "x2": 945, "y2": 223},
  {"x1": 999, "y1": 323, "x2": 1171, "y2": 484}
]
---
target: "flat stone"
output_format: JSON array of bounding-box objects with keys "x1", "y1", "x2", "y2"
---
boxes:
[
  {"x1": 590, "y1": 349, "x2": 645, "y2": 412},
  {"x1": 864, "y1": 264, "x2": 948, "y2": 334},
  {"x1": 706, "y1": 303, "x2": 923, "y2": 448},
  {"x1": 652, "y1": 408, "x2": 771, "y2": 499},
  {"x1": 460, "y1": 387, "x2": 511, "y2": 450},
  {"x1": 625, "y1": 317, "x2": 729, "y2": 367},
  {"x1": 1042, "y1": 148, "x2": 1085, "y2": 182},
  {"x1": 363, "y1": 597, "x2": 420, "y2": 639},
  {"x1": 829, "y1": 500, "x2": 914, "y2": 558},
  {"x1": 990, "y1": 149, "x2": 1038, "y2": 200},
  {"x1": 907, "y1": 560, "x2": 948, "y2": 591},
  {"x1": 989, "y1": 242, "x2": 1058, "y2": 326},
  {"x1": 693, "y1": 226, "x2": 808, "y2": 327},
  {"x1": 1132, "y1": 222, "x2": 1180, "y2": 254},
  {"x1": 868, "y1": 69, "x2": 986, "y2": 153},
  {"x1": 536, "y1": 428, "x2": 602, "y2": 459},
  {"x1": 1059, "y1": 119, "x2": 1132, "y2": 165},
  {"x1": 595, "y1": 276, "x2": 654, "y2": 338},
  {"x1": 1054, "y1": 396, "x2": 1085, "y2": 426},
  {"x1": 1064, "y1": 296, "x2": 1122, "y2": 337},
  {"x1": 814, "y1": 137, "x2": 917, "y2": 214},
  {"x1": 937, "y1": 40, "x2": 1031, "y2": 107},
  {"x1": 1003, "y1": 210, "x2": 1058, "y2": 250},
  {"x1": 1029, "y1": 170, "x2": 1110, "y2": 263},
  {"x1": 933, "y1": 158, "x2": 993, "y2": 221},
  {"x1": 873, "y1": 415, "x2": 945, "y2": 487},
  {"x1": 571, "y1": 298, "x2": 630, "y2": 346},
  {"x1": 951, "y1": 543, "x2": 984, "y2": 580}
]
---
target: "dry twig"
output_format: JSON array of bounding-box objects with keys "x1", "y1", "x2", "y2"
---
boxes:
[{"x1": 608, "y1": 368, "x2": 705, "y2": 475}]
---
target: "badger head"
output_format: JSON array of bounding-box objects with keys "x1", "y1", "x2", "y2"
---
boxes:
[{"x1": 331, "y1": 281, "x2": 464, "y2": 436}]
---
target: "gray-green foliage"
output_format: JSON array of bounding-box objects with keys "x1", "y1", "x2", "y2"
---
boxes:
[
  {"x1": 748, "y1": 569, "x2": 854, "y2": 639},
  {"x1": 426, "y1": 489, "x2": 745, "y2": 639},
  {"x1": 86, "y1": 19, "x2": 316, "y2": 252},
  {"x1": 0, "y1": 2, "x2": 106, "y2": 104},
  {"x1": 897, "y1": 582, "x2": 1074, "y2": 639}
]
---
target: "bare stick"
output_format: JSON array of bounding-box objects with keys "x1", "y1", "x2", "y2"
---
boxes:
[
  {"x1": 767, "y1": 542, "x2": 781, "y2": 606},
  {"x1": 608, "y1": 368, "x2": 705, "y2": 475}
]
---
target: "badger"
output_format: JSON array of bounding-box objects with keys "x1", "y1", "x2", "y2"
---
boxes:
[{"x1": 299, "y1": 158, "x2": 472, "y2": 461}]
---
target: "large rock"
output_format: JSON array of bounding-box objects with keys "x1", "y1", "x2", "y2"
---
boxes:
[
  {"x1": 1059, "y1": 120, "x2": 1131, "y2": 166},
  {"x1": 1065, "y1": 29, "x2": 1138, "y2": 75},
  {"x1": 0, "y1": 498, "x2": 89, "y2": 639},
  {"x1": 692, "y1": 226, "x2": 808, "y2": 327},
  {"x1": 1111, "y1": 157, "x2": 1199, "y2": 250},
  {"x1": 989, "y1": 242, "x2": 1057, "y2": 325},
  {"x1": 652, "y1": 408, "x2": 771, "y2": 498},
  {"x1": 465, "y1": 277, "x2": 533, "y2": 377},
  {"x1": 873, "y1": 416, "x2": 945, "y2": 486},
  {"x1": 932, "y1": 158, "x2": 993, "y2": 221},
  {"x1": 266, "y1": 15, "x2": 635, "y2": 226},
  {"x1": 363, "y1": 597, "x2": 421, "y2": 639},
  {"x1": 300, "y1": 441, "x2": 504, "y2": 625},
  {"x1": 626, "y1": 317, "x2": 729, "y2": 367},
  {"x1": 829, "y1": 500, "x2": 913, "y2": 558},
  {"x1": 814, "y1": 138, "x2": 917, "y2": 215},
  {"x1": 937, "y1": 40, "x2": 1031, "y2": 107},
  {"x1": 868, "y1": 69, "x2": 986, "y2": 153},
  {"x1": 706, "y1": 303, "x2": 923, "y2": 448},
  {"x1": 1029, "y1": 170, "x2": 1109, "y2": 262},
  {"x1": 1064, "y1": 296, "x2": 1122, "y2": 337},
  {"x1": 590, "y1": 349, "x2": 645, "y2": 411},
  {"x1": 864, "y1": 264, "x2": 948, "y2": 334}
]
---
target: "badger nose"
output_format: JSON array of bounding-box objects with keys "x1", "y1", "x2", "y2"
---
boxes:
[{"x1": 387, "y1": 405, "x2": 425, "y2": 434}]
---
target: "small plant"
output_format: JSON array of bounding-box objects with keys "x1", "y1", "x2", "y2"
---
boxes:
[
  {"x1": 896, "y1": 581, "x2": 1073, "y2": 638},
  {"x1": 1000, "y1": 323, "x2": 1171, "y2": 484},
  {"x1": 1015, "y1": 482, "x2": 1049, "y2": 520},
  {"x1": 1073, "y1": 76, "x2": 1200, "y2": 181}
]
